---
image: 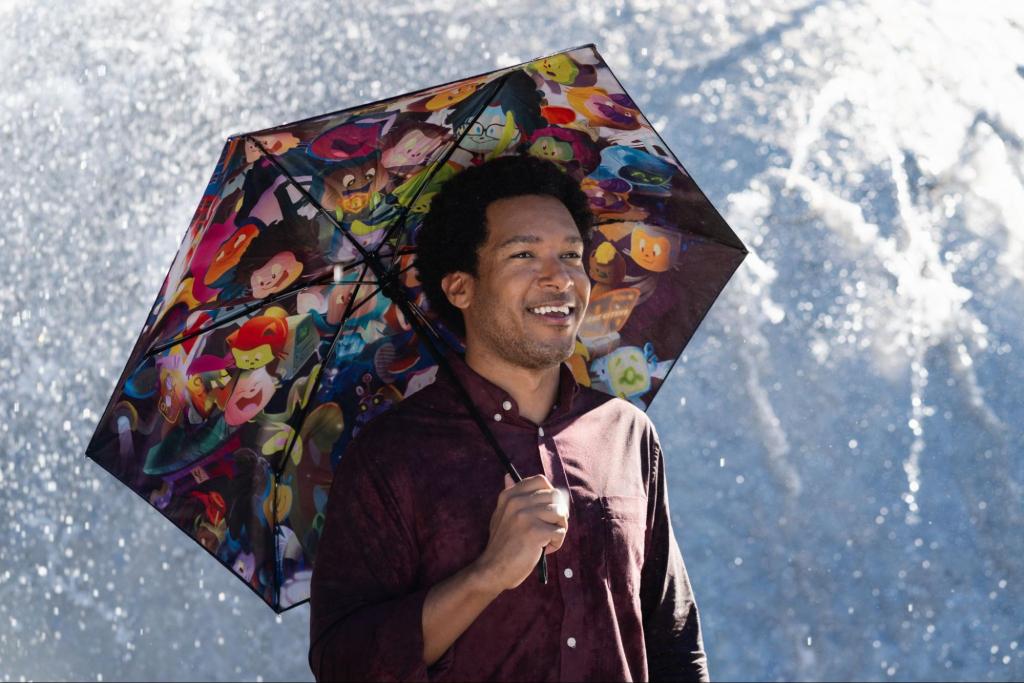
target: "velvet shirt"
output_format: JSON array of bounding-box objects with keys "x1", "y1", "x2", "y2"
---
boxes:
[{"x1": 308, "y1": 353, "x2": 708, "y2": 681}]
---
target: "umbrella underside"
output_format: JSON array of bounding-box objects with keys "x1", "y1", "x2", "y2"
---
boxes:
[{"x1": 86, "y1": 44, "x2": 746, "y2": 611}]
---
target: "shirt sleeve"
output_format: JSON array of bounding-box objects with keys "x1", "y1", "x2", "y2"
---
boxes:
[
  {"x1": 639, "y1": 426, "x2": 710, "y2": 682},
  {"x1": 307, "y1": 430, "x2": 452, "y2": 682}
]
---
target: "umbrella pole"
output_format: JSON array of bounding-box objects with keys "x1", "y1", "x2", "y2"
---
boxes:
[
  {"x1": 249, "y1": 85, "x2": 550, "y2": 582},
  {"x1": 377, "y1": 274, "x2": 550, "y2": 586}
]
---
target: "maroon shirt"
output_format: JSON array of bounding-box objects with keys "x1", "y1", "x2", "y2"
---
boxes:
[{"x1": 308, "y1": 353, "x2": 708, "y2": 681}]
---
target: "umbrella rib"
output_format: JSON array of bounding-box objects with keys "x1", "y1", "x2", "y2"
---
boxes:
[
  {"x1": 380, "y1": 73, "x2": 513, "y2": 271},
  {"x1": 343, "y1": 261, "x2": 419, "y2": 314},
  {"x1": 143, "y1": 259, "x2": 378, "y2": 358},
  {"x1": 247, "y1": 135, "x2": 378, "y2": 266},
  {"x1": 253, "y1": 71, "x2": 552, "y2": 589},
  {"x1": 272, "y1": 259, "x2": 372, "y2": 478},
  {"x1": 270, "y1": 259, "x2": 371, "y2": 608},
  {"x1": 270, "y1": 258, "x2": 418, "y2": 478},
  {"x1": 373, "y1": 74, "x2": 510, "y2": 269}
]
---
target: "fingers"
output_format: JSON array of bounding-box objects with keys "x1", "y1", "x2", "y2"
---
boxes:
[
  {"x1": 544, "y1": 525, "x2": 568, "y2": 554},
  {"x1": 523, "y1": 498, "x2": 569, "y2": 556},
  {"x1": 508, "y1": 474, "x2": 554, "y2": 493},
  {"x1": 523, "y1": 501, "x2": 569, "y2": 526},
  {"x1": 497, "y1": 473, "x2": 553, "y2": 509}
]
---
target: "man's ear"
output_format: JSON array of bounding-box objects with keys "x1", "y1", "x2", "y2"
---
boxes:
[{"x1": 440, "y1": 271, "x2": 474, "y2": 311}]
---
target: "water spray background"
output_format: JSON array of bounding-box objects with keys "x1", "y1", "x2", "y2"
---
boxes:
[{"x1": 2, "y1": 1, "x2": 1022, "y2": 680}]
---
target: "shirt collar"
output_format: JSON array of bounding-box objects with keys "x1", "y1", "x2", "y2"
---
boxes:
[{"x1": 437, "y1": 348, "x2": 580, "y2": 426}]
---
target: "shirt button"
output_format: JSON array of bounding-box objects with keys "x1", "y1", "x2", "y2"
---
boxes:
[
  {"x1": 563, "y1": 568, "x2": 573, "y2": 579},
  {"x1": 493, "y1": 413, "x2": 502, "y2": 422},
  {"x1": 538, "y1": 427, "x2": 544, "y2": 437},
  {"x1": 566, "y1": 637, "x2": 577, "y2": 648},
  {"x1": 502, "y1": 400, "x2": 512, "y2": 411}
]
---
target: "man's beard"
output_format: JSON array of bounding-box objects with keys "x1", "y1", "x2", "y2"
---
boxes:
[{"x1": 472, "y1": 303, "x2": 576, "y2": 370}]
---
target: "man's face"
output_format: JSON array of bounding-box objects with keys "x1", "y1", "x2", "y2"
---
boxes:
[{"x1": 452, "y1": 194, "x2": 591, "y2": 370}]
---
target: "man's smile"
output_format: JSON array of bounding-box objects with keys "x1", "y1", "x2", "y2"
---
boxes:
[{"x1": 525, "y1": 301, "x2": 578, "y2": 326}]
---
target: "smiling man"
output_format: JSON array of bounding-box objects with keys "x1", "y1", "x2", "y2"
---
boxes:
[{"x1": 308, "y1": 154, "x2": 708, "y2": 682}]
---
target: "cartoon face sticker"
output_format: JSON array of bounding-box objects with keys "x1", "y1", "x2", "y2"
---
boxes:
[
  {"x1": 528, "y1": 134, "x2": 574, "y2": 163},
  {"x1": 205, "y1": 225, "x2": 259, "y2": 286},
  {"x1": 588, "y1": 240, "x2": 626, "y2": 285},
  {"x1": 353, "y1": 373, "x2": 402, "y2": 436},
  {"x1": 324, "y1": 159, "x2": 387, "y2": 214},
  {"x1": 309, "y1": 115, "x2": 394, "y2": 162},
  {"x1": 460, "y1": 106, "x2": 520, "y2": 154},
  {"x1": 251, "y1": 132, "x2": 300, "y2": 157},
  {"x1": 581, "y1": 176, "x2": 640, "y2": 218},
  {"x1": 244, "y1": 133, "x2": 301, "y2": 163},
  {"x1": 621, "y1": 164, "x2": 672, "y2": 190},
  {"x1": 251, "y1": 251, "x2": 303, "y2": 298},
  {"x1": 423, "y1": 80, "x2": 483, "y2": 111},
  {"x1": 602, "y1": 346, "x2": 652, "y2": 398},
  {"x1": 530, "y1": 54, "x2": 580, "y2": 84},
  {"x1": 591, "y1": 146, "x2": 676, "y2": 197},
  {"x1": 381, "y1": 125, "x2": 447, "y2": 173},
  {"x1": 227, "y1": 312, "x2": 289, "y2": 371},
  {"x1": 628, "y1": 224, "x2": 679, "y2": 273},
  {"x1": 577, "y1": 288, "x2": 640, "y2": 339},
  {"x1": 224, "y1": 366, "x2": 277, "y2": 426},
  {"x1": 566, "y1": 87, "x2": 642, "y2": 130}
]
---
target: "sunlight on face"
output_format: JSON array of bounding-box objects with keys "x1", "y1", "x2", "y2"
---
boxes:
[{"x1": 464, "y1": 194, "x2": 591, "y2": 370}]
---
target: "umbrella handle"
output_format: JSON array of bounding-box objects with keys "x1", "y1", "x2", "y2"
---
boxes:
[{"x1": 537, "y1": 553, "x2": 549, "y2": 585}]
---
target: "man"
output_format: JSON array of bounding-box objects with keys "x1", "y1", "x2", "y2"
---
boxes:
[{"x1": 308, "y1": 154, "x2": 708, "y2": 681}]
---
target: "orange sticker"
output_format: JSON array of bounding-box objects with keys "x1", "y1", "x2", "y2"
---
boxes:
[{"x1": 578, "y1": 288, "x2": 641, "y2": 339}]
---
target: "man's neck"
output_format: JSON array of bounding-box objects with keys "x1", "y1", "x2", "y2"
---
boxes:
[{"x1": 463, "y1": 344, "x2": 561, "y2": 425}]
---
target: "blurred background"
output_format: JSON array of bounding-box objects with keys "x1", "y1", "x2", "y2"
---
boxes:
[{"x1": 2, "y1": 0, "x2": 1022, "y2": 680}]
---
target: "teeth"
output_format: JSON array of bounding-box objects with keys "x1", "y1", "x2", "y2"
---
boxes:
[{"x1": 530, "y1": 305, "x2": 571, "y2": 316}]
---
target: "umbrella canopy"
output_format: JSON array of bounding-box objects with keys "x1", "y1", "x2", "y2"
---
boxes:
[{"x1": 85, "y1": 43, "x2": 747, "y2": 612}]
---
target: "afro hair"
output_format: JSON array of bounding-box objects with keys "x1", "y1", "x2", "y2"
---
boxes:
[{"x1": 413, "y1": 154, "x2": 594, "y2": 337}]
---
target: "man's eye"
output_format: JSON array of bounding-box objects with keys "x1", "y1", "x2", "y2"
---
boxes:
[
  {"x1": 511, "y1": 251, "x2": 533, "y2": 258},
  {"x1": 562, "y1": 252, "x2": 583, "y2": 259}
]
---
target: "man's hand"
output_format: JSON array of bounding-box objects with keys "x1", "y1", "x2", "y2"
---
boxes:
[
  {"x1": 421, "y1": 474, "x2": 570, "y2": 666},
  {"x1": 473, "y1": 474, "x2": 570, "y2": 592}
]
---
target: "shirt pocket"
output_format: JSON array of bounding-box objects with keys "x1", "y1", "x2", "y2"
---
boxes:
[{"x1": 600, "y1": 494, "x2": 648, "y2": 594}]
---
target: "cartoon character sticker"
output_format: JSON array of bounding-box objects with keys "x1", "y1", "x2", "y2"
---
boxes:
[
  {"x1": 629, "y1": 224, "x2": 677, "y2": 273},
  {"x1": 565, "y1": 87, "x2": 643, "y2": 130},
  {"x1": 527, "y1": 54, "x2": 598, "y2": 88},
  {"x1": 226, "y1": 308, "x2": 289, "y2": 372},
  {"x1": 588, "y1": 146, "x2": 676, "y2": 198},
  {"x1": 250, "y1": 251, "x2": 303, "y2": 298},
  {"x1": 224, "y1": 366, "x2": 278, "y2": 426},
  {"x1": 577, "y1": 288, "x2": 641, "y2": 341},
  {"x1": 590, "y1": 343, "x2": 672, "y2": 406}
]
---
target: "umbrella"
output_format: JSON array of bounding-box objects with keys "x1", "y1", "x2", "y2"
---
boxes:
[{"x1": 85, "y1": 43, "x2": 748, "y2": 613}]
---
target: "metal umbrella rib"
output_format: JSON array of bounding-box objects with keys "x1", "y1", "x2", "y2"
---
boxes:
[{"x1": 249, "y1": 73, "x2": 547, "y2": 608}]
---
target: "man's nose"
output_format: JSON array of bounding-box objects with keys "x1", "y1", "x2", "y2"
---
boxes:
[{"x1": 538, "y1": 255, "x2": 574, "y2": 290}]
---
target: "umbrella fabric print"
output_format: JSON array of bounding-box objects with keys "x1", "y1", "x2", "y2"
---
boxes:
[{"x1": 86, "y1": 43, "x2": 746, "y2": 612}]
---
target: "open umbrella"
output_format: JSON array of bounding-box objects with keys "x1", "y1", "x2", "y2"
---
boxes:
[{"x1": 85, "y1": 43, "x2": 747, "y2": 613}]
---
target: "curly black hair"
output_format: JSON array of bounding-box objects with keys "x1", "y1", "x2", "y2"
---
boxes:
[{"x1": 414, "y1": 154, "x2": 594, "y2": 337}]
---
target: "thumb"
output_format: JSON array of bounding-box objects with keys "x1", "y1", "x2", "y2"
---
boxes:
[{"x1": 504, "y1": 473, "x2": 515, "y2": 490}]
